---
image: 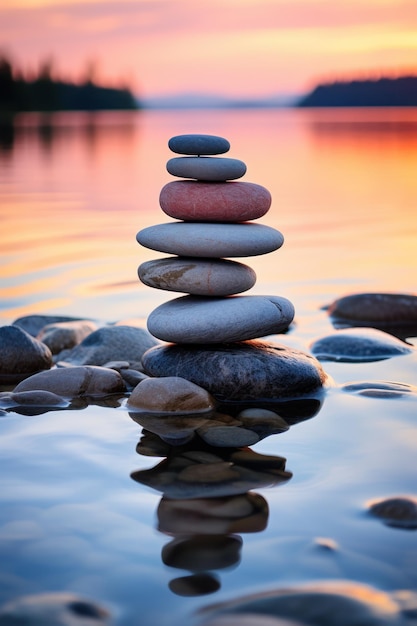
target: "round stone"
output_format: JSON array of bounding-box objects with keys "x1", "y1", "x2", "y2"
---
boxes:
[
  {"x1": 14, "y1": 365, "x2": 125, "y2": 398},
  {"x1": 326, "y1": 292, "x2": 417, "y2": 338},
  {"x1": 168, "y1": 134, "x2": 230, "y2": 155},
  {"x1": 310, "y1": 327, "x2": 414, "y2": 362},
  {"x1": 56, "y1": 325, "x2": 158, "y2": 371},
  {"x1": 159, "y1": 180, "x2": 272, "y2": 222},
  {"x1": 126, "y1": 376, "x2": 216, "y2": 413},
  {"x1": 37, "y1": 320, "x2": 97, "y2": 355},
  {"x1": 138, "y1": 257, "x2": 256, "y2": 296},
  {"x1": 146, "y1": 295, "x2": 294, "y2": 343},
  {"x1": 169, "y1": 573, "x2": 220, "y2": 597},
  {"x1": 0, "y1": 325, "x2": 53, "y2": 384},
  {"x1": 142, "y1": 339, "x2": 328, "y2": 401},
  {"x1": 366, "y1": 495, "x2": 417, "y2": 529},
  {"x1": 137, "y1": 222, "x2": 284, "y2": 258},
  {"x1": 166, "y1": 157, "x2": 246, "y2": 181}
]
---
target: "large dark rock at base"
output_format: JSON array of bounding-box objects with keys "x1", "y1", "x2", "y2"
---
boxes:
[
  {"x1": 141, "y1": 340, "x2": 328, "y2": 402},
  {"x1": 0, "y1": 325, "x2": 52, "y2": 384},
  {"x1": 325, "y1": 292, "x2": 417, "y2": 339}
]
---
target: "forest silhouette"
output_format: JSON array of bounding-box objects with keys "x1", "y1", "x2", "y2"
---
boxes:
[{"x1": 0, "y1": 55, "x2": 138, "y2": 113}]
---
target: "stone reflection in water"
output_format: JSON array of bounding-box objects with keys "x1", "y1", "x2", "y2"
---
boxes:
[{"x1": 130, "y1": 428, "x2": 291, "y2": 596}]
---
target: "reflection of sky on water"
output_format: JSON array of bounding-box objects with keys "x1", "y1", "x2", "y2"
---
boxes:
[
  {"x1": 0, "y1": 373, "x2": 416, "y2": 624},
  {"x1": 1, "y1": 109, "x2": 417, "y2": 325}
]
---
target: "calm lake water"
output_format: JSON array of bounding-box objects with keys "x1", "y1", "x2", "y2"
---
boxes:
[{"x1": 0, "y1": 108, "x2": 416, "y2": 625}]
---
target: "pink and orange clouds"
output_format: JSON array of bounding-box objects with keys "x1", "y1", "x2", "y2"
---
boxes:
[{"x1": 1, "y1": 0, "x2": 417, "y2": 98}]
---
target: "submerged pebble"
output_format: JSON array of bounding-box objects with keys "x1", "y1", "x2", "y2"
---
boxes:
[
  {"x1": 366, "y1": 495, "x2": 417, "y2": 529},
  {"x1": 310, "y1": 327, "x2": 414, "y2": 362}
]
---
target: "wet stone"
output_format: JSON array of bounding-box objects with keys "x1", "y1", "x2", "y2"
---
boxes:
[
  {"x1": 0, "y1": 390, "x2": 68, "y2": 410},
  {"x1": 159, "y1": 180, "x2": 271, "y2": 222},
  {"x1": 0, "y1": 325, "x2": 52, "y2": 384},
  {"x1": 127, "y1": 376, "x2": 216, "y2": 413},
  {"x1": 37, "y1": 320, "x2": 98, "y2": 355},
  {"x1": 166, "y1": 156, "x2": 247, "y2": 181},
  {"x1": 57, "y1": 325, "x2": 158, "y2": 371},
  {"x1": 341, "y1": 380, "x2": 417, "y2": 399},
  {"x1": 142, "y1": 339, "x2": 328, "y2": 401},
  {"x1": 326, "y1": 292, "x2": 417, "y2": 338},
  {"x1": 366, "y1": 495, "x2": 417, "y2": 529},
  {"x1": 168, "y1": 133, "x2": 230, "y2": 155},
  {"x1": 310, "y1": 327, "x2": 414, "y2": 362},
  {"x1": 13, "y1": 365, "x2": 126, "y2": 398},
  {"x1": 138, "y1": 257, "x2": 256, "y2": 296}
]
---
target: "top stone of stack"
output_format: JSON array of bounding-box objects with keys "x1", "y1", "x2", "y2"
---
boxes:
[{"x1": 168, "y1": 134, "x2": 230, "y2": 155}]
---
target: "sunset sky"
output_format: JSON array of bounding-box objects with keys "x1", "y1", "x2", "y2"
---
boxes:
[{"x1": 1, "y1": 0, "x2": 417, "y2": 99}]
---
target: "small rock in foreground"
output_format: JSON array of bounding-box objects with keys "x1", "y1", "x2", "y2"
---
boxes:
[
  {"x1": 127, "y1": 376, "x2": 216, "y2": 413},
  {"x1": 14, "y1": 366, "x2": 125, "y2": 398}
]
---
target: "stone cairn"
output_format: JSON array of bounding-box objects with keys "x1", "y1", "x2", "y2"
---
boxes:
[
  {"x1": 136, "y1": 133, "x2": 327, "y2": 403},
  {"x1": 137, "y1": 133, "x2": 294, "y2": 344}
]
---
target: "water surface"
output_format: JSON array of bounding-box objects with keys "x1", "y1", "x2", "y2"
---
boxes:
[{"x1": 0, "y1": 108, "x2": 416, "y2": 625}]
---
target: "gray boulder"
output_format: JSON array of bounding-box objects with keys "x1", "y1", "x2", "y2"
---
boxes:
[
  {"x1": 14, "y1": 365, "x2": 125, "y2": 398},
  {"x1": 0, "y1": 325, "x2": 52, "y2": 384},
  {"x1": 57, "y1": 325, "x2": 158, "y2": 370}
]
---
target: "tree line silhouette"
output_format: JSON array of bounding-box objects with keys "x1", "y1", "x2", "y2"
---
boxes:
[
  {"x1": 298, "y1": 76, "x2": 417, "y2": 107},
  {"x1": 0, "y1": 55, "x2": 139, "y2": 112}
]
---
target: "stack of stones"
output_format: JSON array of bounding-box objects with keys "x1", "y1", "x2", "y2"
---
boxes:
[
  {"x1": 135, "y1": 133, "x2": 327, "y2": 401},
  {"x1": 137, "y1": 133, "x2": 295, "y2": 344}
]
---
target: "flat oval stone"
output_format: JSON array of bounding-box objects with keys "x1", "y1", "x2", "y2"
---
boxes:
[
  {"x1": 159, "y1": 181, "x2": 271, "y2": 222},
  {"x1": 142, "y1": 339, "x2": 328, "y2": 400},
  {"x1": 168, "y1": 134, "x2": 230, "y2": 155},
  {"x1": 146, "y1": 295, "x2": 294, "y2": 343},
  {"x1": 310, "y1": 327, "x2": 414, "y2": 362},
  {"x1": 138, "y1": 257, "x2": 256, "y2": 296},
  {"x1": 166, "y1": 157, "x2": 246, "y2": 181},
  {"x1": 126, "y1": 376, "x2": 215, "y2": 413},
  {"x1": 326, "y1": 292, "x2": 417, "y2": 339},
  {"x1": 137, "y1": 223, "x2": 283, "y2": 258}
]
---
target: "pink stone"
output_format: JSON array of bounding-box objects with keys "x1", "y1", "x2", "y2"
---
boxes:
[{"x1": 159, "y1": 180, "x2": 272, "y2": 222}]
